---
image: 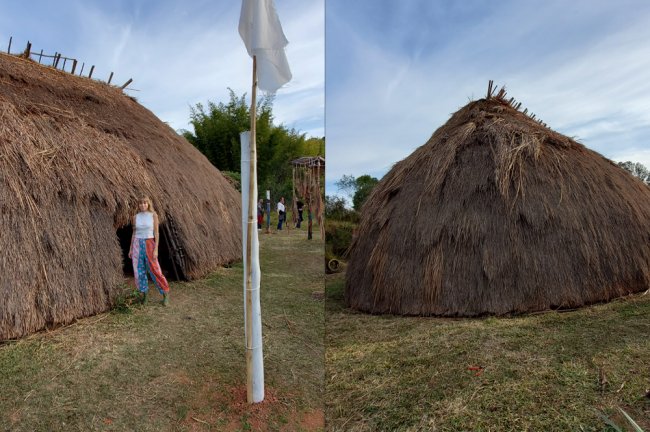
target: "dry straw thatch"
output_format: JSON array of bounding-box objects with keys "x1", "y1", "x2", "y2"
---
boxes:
[
  {"x1": 346, "y1": 82, "x2": 650, "y2": 316},
  {"x1": 0, "y1": 52, "x2": 241, "y2": 340}
]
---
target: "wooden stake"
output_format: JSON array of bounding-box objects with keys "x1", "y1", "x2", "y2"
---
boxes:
[
  {"x1": 108, "y1": 72, "x2": 114, "y2": 84},
  {"x1": 120, "y1": 78, "x2": 133, "y2": 90},
  {"x1": 71, "y1": 60, "x2": 77, "y2": 75},
  {"x1": 38, "y1": 49, "x2": 43, "y2": 64},
  {"x1": 88, "y1": 65, "x2": 95, "y2": 79},
  {"x1": 7, "y1": 36, "x2": 12, "y2": 54}
]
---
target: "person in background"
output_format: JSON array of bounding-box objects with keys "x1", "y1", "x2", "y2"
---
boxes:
[
  {"x1": 257, "y1": 198, "x2": 264, "y2": 230},
  {"x1": 277, "y1": 197, "x2": 286, "y2": 230},
  {"x1": 296, "y1": 200, "x2": 304, "y2": 228},
  {"x1": 128, "y1": 196, "x2": 170, "y2": 306}
]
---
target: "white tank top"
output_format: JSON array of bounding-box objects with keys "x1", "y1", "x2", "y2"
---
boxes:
[{"x1": 134, "y1": 212, "x2": 155, "y2": 239}]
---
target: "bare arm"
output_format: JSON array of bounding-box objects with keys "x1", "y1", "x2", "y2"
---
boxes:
[{"x1": 153, "y1": 213, "x2": 160, "y2": 258}]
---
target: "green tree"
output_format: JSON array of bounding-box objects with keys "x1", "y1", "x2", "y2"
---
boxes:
[
  {"x1": 352, "y1": 175, "x2": 379, "y2": 210},
  {"x1": 335, "y1": 174, "x2": 380, "y2": 211},
  {"x1": 617, "y1": 161, "x2": 650, "y2": 185},
  {"x1": 185, "y1": 89, "x2": 273, "y2": 174},
  {"x1": 302, "y1": 137, "x2": 325, "y2": 157},
  {"x1": 185, "y1": 90, "x2": 314, "y2": 204}
]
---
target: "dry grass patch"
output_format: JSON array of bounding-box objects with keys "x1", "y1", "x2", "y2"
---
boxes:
[
  {"x1": 326, "y1": 272, "x2": 650, "y2": 431},
  {"x1": 1, "y1": 228, "x2": 323, "y2": 432}
]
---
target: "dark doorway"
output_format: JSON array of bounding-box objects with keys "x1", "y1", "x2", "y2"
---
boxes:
[
  {"x1": 116, "y1": 225, "x2": 134, "y2": 277},
  {"x1": 115, "y1": 224, "x2": 183, "y2": 281}
]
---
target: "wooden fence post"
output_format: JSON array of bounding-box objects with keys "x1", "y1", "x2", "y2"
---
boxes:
[
  {"x1": 38, "y1": 49, "x2": 43, "y2": 63},
  {"x1": 71, "y1": 59, "x2": 77, "y2": 75},
  {"x1": 79, "y1": 62, "x2": 85, "y2": 76},
  {"x1": 7, "y1": 36, "x2": 12, "y2": 54},
  {"x1": 120, "y1": 78, "x2": 133, "y2": 90},
  {"x1": 108, "y1": 72, "x2": 113, "y2": 84},
  {"x1": 88, "y1": 65, "x2": 95, "y2": 79}
]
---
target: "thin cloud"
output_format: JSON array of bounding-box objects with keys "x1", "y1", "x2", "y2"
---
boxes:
[
  {"x1": 326, "y1": 0, "x2": 650, "y2": 190},
  {"x1": 1, "y1": 0, "x2": 323, "y2": 136}
]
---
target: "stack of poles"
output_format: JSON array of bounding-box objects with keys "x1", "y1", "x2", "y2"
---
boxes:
[{"x1": 241, "y1": 56, "x2": 264, "y2": 404}]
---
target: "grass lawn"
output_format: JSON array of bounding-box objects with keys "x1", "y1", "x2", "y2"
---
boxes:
[
  {"x1": 325, "y1": 271, "x2": 650, "y2": 431},
  {"x1": 0, "y1": 226, "x2": 324, "y2": 432}
]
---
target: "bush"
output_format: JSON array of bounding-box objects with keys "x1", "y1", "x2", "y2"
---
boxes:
[
  {"x1": 325, "y1": 220, "x2": 356, "y2": 260},
  {"x1": 325, "y1": 195, "x2": 359, "y2": 223}
]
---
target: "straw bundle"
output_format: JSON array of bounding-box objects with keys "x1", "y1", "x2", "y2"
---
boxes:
[
  {"x1": 0, "y1": 52, "x2": 241, "y2": 340},
  {"x1": 346, "y1": 84, "x2": 650, "y2": 316}
]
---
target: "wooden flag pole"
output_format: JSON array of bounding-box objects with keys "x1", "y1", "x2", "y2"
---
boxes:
[{"x1": 245, "y1": 55, "x2": 264, "y2": 403}]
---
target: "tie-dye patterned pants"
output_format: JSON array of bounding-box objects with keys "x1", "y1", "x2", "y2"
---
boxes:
[{"x1": 132, "y1": 238, "x2": 170, "y2": 294}]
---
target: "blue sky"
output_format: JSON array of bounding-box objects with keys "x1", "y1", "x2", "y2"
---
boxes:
[
  {"x1": 0, "y1": 0, "x2": 324, "y2": 137},
  {"x1": 326, "y1": 0, "x2": 650, "y2": 199}
]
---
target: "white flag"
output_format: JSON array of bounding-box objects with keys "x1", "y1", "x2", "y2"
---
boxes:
[{"x1": 239, "y1": 0, "x2": 292, "y2": 93}]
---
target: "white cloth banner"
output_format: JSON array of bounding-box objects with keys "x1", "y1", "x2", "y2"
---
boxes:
[{"x1": 239, "y1": 0, "x2": 292, "y2": 93}]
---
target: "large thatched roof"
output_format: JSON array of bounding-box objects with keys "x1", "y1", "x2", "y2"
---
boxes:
[
  {"x1": 346, "y1": 85, "x2": 650, "y2": 316},
  {"x1": 0, "y1": 52, "x2": 241, "y2": 340}
]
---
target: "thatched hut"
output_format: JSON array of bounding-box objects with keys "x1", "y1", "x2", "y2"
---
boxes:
[
  {"x1": 0, "y1": 52, "x2": 241, "y2": 340},
  {"x1": 346, "y1": 84, "x2": 650, "y2": 316}
]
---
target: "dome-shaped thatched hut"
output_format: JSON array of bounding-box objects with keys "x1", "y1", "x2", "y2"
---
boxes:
[
  {"x1": 0, "y1": 52, "x2": 241, "y2": 340},
  {"x1": 346, "y1": 84, "x2": 650, "y2": 316}
]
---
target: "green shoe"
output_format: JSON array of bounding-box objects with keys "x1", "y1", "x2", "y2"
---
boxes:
[{"x1": 162, "y1": 293, "x2": 169, "y2": 307}]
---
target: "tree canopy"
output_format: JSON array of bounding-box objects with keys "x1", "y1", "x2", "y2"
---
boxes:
[
  {"x1": 335, "y1": 174, "x2": 380, "y2": 211},
  {"x1": 617, "y1": 161, "x2": 650, "y2": 185},
  {"x1": 183, "y1": 89, "x2": 324, "y2": 202}
]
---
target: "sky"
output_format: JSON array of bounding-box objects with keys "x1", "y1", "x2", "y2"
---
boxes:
[
  {"x1": 326, "y1": 0, "x2": 650, "y2": 200},
  {"x1": 0, "y1": 0, "x2": 324, "y2": 138}
]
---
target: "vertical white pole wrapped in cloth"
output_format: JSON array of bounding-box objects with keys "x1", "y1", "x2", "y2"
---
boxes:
[
  {"x1": 239, "y1": 0, "x2": 292, "y2": 93},
  {"x1": 240, "y1": 131, "x2": 263, "y2": 403},
  {"x1": 239, "y1": 0, "x2": 292, "y2": 404}
]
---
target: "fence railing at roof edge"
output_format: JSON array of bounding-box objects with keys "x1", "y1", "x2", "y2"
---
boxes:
[{"x1": 3, "y1": 36, "x2": 133, "y2": 90}]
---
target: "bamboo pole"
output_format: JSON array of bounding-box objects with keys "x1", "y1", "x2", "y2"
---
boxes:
[{"x1": 244, "y1": 55, "x2": 264, "y2": 404}]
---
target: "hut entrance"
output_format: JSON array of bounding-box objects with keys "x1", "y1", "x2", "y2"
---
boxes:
[
  {"x1": 116, "y1": 225, "x2": 135, "y2": 277},
  {"x1": 115, "y1": 223, "x2": 186, "y2": 281}
]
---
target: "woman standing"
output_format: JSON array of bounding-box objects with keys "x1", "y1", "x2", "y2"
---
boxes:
[{"x1": 128, "y1": 197, "x2": 170, "y2": 306}]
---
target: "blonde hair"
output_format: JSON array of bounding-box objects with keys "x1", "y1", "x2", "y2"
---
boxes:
[{"x1": 137, "y1": 196, "x2": 156, "y2": 214}]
